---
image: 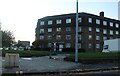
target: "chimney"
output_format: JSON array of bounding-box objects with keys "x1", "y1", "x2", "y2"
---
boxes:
[{"x1": 100, "y1": 11, "x2": 104, "y2": 17}]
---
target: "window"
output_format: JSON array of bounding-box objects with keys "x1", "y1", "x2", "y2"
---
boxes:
[
  {"x1": 89, "y1": 43, "x2": 92, "y2": 48},
  {"x1": 66, "y1": 43, "x2": 71, "y2": 48},
  {"x1": 88, "y1": 18, "x2": 92, "y2": 23},
  {"x1": 78, "y1": 27, "x2": 82, "y2": 32},
  {"x1": 96, "y1": 44, "x2": 100, "y2": 48},
  {"x1": 48, "y1": 20, "x2": 52, "y2": 25},
  {"x1": 96, "y1": 28, "x2": 100, "y2": 32},
  {"x1": 96, "y1": 19, "x2": 100, "y2": 24},
  {"x1": 48, "y1": 28, "x2": 52, "y2": 32},
  {"x1": 103, "y1": 21, "x2": 107, "y2": 26},
  {"x1": 56, "y1": 19, "x2": 62, "y2": 24},
  {"x1": 110, "y1": 22, "x2": 113, "y2": 27},
  {"x1": 56, "y1": 28, "x2": 61, "y2": 32},
  {"x1": 78, "y1": 35, "x2": 82, "y2": 40},
  {"x1": 66, "y1": 35, "x2": 71, "y2": 40},
  {"x1": 48, "y1": 35, "x2": 52, "y2": 40},
  {"x1": 78, "y1": 18, "x2": 82, "y2": 23},
  {"x1": 66, "y1": 27, "x2": 71, "y2": 31},
  {"x1": 115, "y1": 23, "x2": 119, "y2": 28},
  {"x1": 103, "y1": 29, "x2": 107, "y2": 34},
  {"x1": 89, "y1": 27, "x2": 92, "y2": 32},
  {"x1": 40, "y1": 21, "x2": 44, "y2": 25},
  {"x1": 89, "y1": 35, "x2": 92, "y2": 40},
  {"x1": 78, "y1": 43, "x2": 81, "y2": 48},
  {"x1": 110, "y1": 37, "x2": 113, "y2": 39},
  {"x1": 40, "y1": 29, "x2": 44, "y2": 33},
  {"x1": 96, "y1": 36, "x2": 100, "y2": 40},
  {"x1": 56, "y1": 35, "x2": 61, "y2": 40},
  {"x1": 110, "y1": 30, "x2": 113, "y2": 35},
  {"x1": 48, "y1": 43, "x2": 52, "y2": 47},
  {"x1": 116, "y1": 31, "x2": 119, "y2": 35},
  {"x1": 66, "y1": 18, "x2": 71, "y2": 23},
  {"x1": 40, "y1": 35, "x2": 44, "y2": 40},
  {"x1": 103, "y1": 36, "x2": 107, "y2": 40}
]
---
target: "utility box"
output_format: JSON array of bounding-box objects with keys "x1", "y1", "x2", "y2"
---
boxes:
[
  {"x1": 5, "y1": 53, "x2": 19, "y2": 68},
  {"x1": 102, "y1": 38, "x2": 120, "y2": 52}
]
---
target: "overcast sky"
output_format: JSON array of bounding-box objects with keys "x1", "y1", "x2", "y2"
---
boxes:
[{"x1": 0, "y1": 0, "x2": 119, "y2": 44}]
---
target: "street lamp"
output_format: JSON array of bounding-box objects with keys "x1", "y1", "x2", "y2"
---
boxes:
[{"x1": 75, "y1": 0, "x2": 79, "y2": 64}]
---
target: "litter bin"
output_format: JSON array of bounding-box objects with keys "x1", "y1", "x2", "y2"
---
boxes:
[{"x1": 5, "y1": 53, "x2": 19, "y2": 68}]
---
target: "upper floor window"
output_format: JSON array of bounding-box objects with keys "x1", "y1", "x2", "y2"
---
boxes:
[
  {"x1": 66, "y1": 18, "x2": 71, "y2": 23},
  {"x1": 110, "y1": 22, "x2": 113, "y2": 27},
  {"x1": 103, "y1": 29, "x2": 107, "y2": 34},
  {"x1": 89, "y1": 43, "x2": 92, "y2": 48},
  {"x1": 48, "y1": 20, "x2": 52, "y2": 25},
  {"x1": 88, "y1": 18, "x2": 92, "y2": 23},
  {"x1": 78, "y1": 18, "x2": 82, "y2": 23},
  {"x1": 40, "y1": 35, "x2": 44, "y2": 40},
  {"x1": 89, "y1": 27, "x2": 92, "y2": 32},
  {"x1": 96, "y1": 36, "x2": 100, "y2": 40},
  {"x1": 40, "y1": 29, "x2": 44, "y2": 33},
  {"x1": 96, "y1": 44, "x2": 100, "y2": 48},
  {"x1": 78, "y1": 35, "x2": 82, "y2": 40},
  {"x1": 103, "y1": 36, "x2": 107, "y2": 40},
  {"x1": 78, "y1": 27, "x2": 82, "y2": 32},
  {"x1": 89, "y1": 35, "x2": 92, "y2": 40},
  {"x1": 56, "y1": 35, "x2": 61, "y2": 40},
  {"x1": 103, "y1": 21, "x2": 107, "y2": 26},
  {"x1": 56, "y1": 19, "x2": 62, "y2": 24},
  {"x1": 116, "y1": 31, "x2": 119, "y2": 35},
  {"x1": 40, "y1": 21, "x2": 44, "y2": 25},
  {"x1": 78, "y1": 43, "x2": 81, "y2": 48},
  {"x1": 48, "y1": 28, "x2": 52, "y2": 32},
  {"x1": 110, "y1": 30, "x2": 113, "y2": 35},
  {"x1": 66, "y1": 35, "x2": 71, "y2": 40},
  {"x1": 56, "y1": 27, "x2": 61, "y2": 32},
  {"x1": 48, "y1": 35, "x2": 52, "y2": 40},
  {"x1": 96, "y1": 28, "x2": 100, "y2": 32},
  {"x1": 96, "y1": 19, "x2": 100, "y2": 24},
  {"x1": 66, "y1": 27, "x2": 71, "y2": 32},
  {"x1": 66, "y1": 43, "x2": 71, "y2": 48},
  {"x1": 115, "y1": 23, "x2": 119, "y2": 28}
]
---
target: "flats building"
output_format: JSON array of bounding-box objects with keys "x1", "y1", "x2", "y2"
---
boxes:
[{"x1": 35, "y1": 12, "x2": 120, "y2": 52}]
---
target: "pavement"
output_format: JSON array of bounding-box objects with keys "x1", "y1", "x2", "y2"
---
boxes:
[{"x1": 1, "y1": 54, "x2": 120, "y2": 75}]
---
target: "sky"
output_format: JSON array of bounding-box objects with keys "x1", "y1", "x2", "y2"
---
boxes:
[{"x1": 0, "y1": 0, "x2": 119, "y2": 45}]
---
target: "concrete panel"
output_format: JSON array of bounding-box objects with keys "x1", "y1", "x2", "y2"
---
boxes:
[{"x1": 5, "y1": 53, "x2": 19, "y2": 68}]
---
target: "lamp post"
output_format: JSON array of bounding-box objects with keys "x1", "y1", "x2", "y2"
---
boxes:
[{"x1": 75, "y1": 0, "x2": 79, "y2": 64}]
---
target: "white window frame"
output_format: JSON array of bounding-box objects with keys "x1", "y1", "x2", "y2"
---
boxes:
[
  {"x1": 96, "y1": 44, "x2": 100, "y2": 48},
  {"x1": 40, "y1": 29, "x2": 44, "y2": 33},
  {"x1": 96, "y1": 19, "x2": 100, "y2": 24},
  {"x1": 66, "y1": 18, "x2": 71, "y2": 23},
  {"x1": 56, "y1": 27, "x2": 61, "y2": 32},
  {"x1": 110, "y1": 30, "x2": 113, "y2": 35},
  {"x1": 66, "y1": 43, "x2": 71, "y2": 48},
  {"x1": 40, "y1": 35, "x2": 44, "y2": 40},
  {"x1": 40, "y1": 21, "x2": 44, "y2": 25},
  {"x1": 48, "y1": 28, "x2": 52, "y2": 32},
  {"x1": 66, "y1": 35, "x2": 71, "y2": 40},
  {"x1": 88, "y1": 18, "x2": 92, "y2": 23},
  {"x1": 66, "y1": 27, "x2": 71, "y2": 32},
  {"x1": 110, "y1": 22, "x2": 113, "y2": 27},
  {"x1": 115, "y1": 23, "x2": 119, "y2": 28},
  {"x1": 78, "y1": 18, "x2": 82, "y2": 23},
  {"x1": 103, "y1": 21, "x2": 107, "y2": 26},
  {"x1": 103, "y1": 29, "x2": 107, "y2": 34},
  {"x1": 96, "y1": 28, "x2": 100, "y2": 32},
  {"x1": 89, "y1": 27, "x2": 92, "y2": 32},
  {"x1": 48, "y1": 20, "x2": 52, "y2": 25},
  {"x1": 56, "y1": 19, "x2": 62, "y2": 24}
]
